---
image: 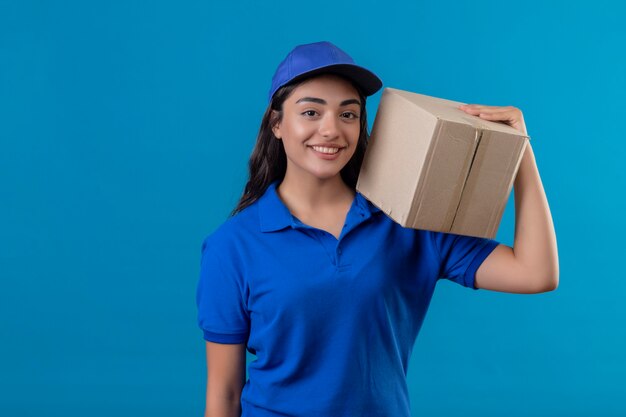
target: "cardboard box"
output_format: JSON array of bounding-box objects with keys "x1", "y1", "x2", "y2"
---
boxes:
[{"x1": 356, "y1": 87, "x2": 529, "y2": 239}]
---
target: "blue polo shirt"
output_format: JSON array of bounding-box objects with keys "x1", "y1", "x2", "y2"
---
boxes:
[{"x1": 196, "y1": 179, "x2": 500, "y2": 417}]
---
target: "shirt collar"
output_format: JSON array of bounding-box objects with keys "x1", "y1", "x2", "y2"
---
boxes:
[{"x1": 258, "y1": 179, "x2": 381, "y2": 233}]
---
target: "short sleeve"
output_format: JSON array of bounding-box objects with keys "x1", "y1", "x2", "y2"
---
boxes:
[
  {"x1": 195, "y1": 237, "x2": 250, "y2": 344},
  {"x1": 430, "y1": 231, "x2": 500, "y2": 290}
]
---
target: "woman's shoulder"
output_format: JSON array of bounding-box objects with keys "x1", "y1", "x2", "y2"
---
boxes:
[{"x1": 200, "y1": 202, "x2": 260, "y2": 254}]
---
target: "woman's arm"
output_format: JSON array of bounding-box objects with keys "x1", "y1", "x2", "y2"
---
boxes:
[
  {"x1": 459, "y1": 104, "x2": 559, "y2": 293},
  {"x1": 204, "y1": 341, "x2": 246, "y2": 417}
]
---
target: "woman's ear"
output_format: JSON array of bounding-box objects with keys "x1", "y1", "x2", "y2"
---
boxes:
[{"x1": 271, "y1": 110, "x2": 282, "y2": 139}]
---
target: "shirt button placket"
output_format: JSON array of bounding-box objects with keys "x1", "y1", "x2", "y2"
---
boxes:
[{"x1": 335, "y1": 244, "x2": 342, "y2": 267}]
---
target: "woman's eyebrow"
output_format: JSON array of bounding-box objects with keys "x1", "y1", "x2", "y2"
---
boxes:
[{"x1": 295, "y1": 97, "x2": 361, "y2": 107}]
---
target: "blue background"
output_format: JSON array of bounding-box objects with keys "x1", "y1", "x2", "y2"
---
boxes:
[{"x1": 1, "y1": 0, "x2": 625, "y2": 415}]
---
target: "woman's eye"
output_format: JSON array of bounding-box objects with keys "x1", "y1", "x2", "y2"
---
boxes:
[{"x1": 301, "y1": 110, "x2": 359, "y2": 119}]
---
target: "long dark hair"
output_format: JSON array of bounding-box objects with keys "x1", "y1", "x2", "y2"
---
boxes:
[{"x1": 230, "y1": 74, "x2": 371, "y2": 217}]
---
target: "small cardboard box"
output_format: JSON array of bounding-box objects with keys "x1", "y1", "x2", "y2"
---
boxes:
[{"x1": 356, "y1": 87, "x2": 529, "y2": 239}]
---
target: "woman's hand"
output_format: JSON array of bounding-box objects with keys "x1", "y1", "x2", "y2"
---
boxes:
[{"x1": 458, "y1": 104, "x2": 528, "y2": 136}]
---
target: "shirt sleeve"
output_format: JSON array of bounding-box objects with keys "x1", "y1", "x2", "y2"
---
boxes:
[
  {"x1": 430, "y1": 231, "x2": 500, "y2": 290},
  {"x1": 196, "y1": 237, "x2": 250, "y2": 344}
]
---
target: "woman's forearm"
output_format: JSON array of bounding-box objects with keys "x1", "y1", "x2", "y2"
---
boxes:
[
  {"x1": 205, "y1": 397, "x2": 242, "y2": 417},
  {"x1": 512, "y1": 141, "x2": 559, "y2": 289}
]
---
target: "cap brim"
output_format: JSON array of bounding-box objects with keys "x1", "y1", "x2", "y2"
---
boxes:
[{"x1": 286, "y1": 63, "x2": 383, "y2": 97}]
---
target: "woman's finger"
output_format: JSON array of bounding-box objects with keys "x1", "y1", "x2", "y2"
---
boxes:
[
  {"x1": 460, "y1": 104, "x2": 514, "y2": 109},
  {"x1": 460, "y1": 104, "x2": 514, "y2": 113},
  {"x1": 478, "y1": 110, "x2": 516, "y2": 120},
  {"x1": 460, "y1": 107, "x2": 513, "y2": 117}
]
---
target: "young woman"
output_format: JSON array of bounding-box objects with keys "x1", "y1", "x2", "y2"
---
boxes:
[{"x1": 196, "y1": 41, "x2": 559, "y2": 417}]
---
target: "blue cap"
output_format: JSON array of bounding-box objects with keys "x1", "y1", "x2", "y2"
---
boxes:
[{"x1": 267, "y1": 41, "x2": 383, "y2": 103}]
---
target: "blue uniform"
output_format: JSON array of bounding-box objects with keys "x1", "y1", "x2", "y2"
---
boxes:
[{"x1": 196, "y1": 179, "x2": 500, "y2": 417}]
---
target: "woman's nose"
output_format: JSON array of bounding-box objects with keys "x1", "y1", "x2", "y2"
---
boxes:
[{"x1": 318, "y1": 113, "x2": 340, "y2": 138}]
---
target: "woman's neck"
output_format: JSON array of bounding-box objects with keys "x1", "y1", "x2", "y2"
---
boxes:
[{"x1": 277, "y1": 173, "x2": 355, "y2": 213}]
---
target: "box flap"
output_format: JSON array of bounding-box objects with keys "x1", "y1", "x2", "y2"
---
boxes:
[
  {"x1": 451, "y1": 131, "x2": 528, "y2": 238},
  {"x1": 407, "y1": 120, "x2": 480, "y2": 231}
]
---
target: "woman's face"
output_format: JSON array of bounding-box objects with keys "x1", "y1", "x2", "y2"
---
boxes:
[{"x1": 272, "y1": 74, "x2": 362, "y2": 183}]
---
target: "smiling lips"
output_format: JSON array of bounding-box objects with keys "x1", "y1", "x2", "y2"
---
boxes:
[{"x1": 310, "y1": 145, "x2": 342, "y2": 154}]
